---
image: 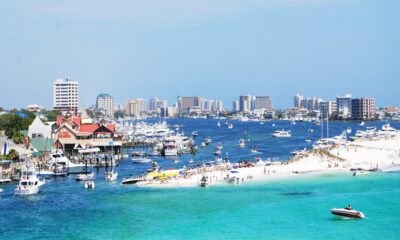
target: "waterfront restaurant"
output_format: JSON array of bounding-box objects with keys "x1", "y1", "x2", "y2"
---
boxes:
[{"x1": 53, "y1": 115, "x2": 122, "y2": 155}]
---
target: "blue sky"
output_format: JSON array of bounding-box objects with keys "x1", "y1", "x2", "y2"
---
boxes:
[{"x1": 0, "y1": 0, "x2": 399, "y2": 110}]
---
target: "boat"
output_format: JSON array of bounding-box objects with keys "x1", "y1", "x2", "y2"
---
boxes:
[
  {"x1": 305, "y1": 139, "x2": 312, "y2": 143},
  {"x1": 228, "y1": 171, "x2": 241, "y2": 184},
  {"x1": 200, "y1": 142, "x2": 206, "y2": 148},
  {"x1": 238, "y1": 139, "x2": 245, "y2": 148},
  {"x1": 76, "y1": 172, "x2": 95, "y2": 181},
  {"x1": 0, "y1": 188, "x2": 3, "y2": 192},
  {"x1": 260, "y1": 122, "x2": 264, "y2": 125},
  {"x1": 347, "y1": 127, "x2": 352, "y2": 134},
  {"x1": 217, "y1": 122, "x2": 221, "y2": 127},
  {"x1": 307, "y1": 129, "x2": 314, "y2": 132},
  {"x1": 0, "y1": 178, "x2": 12, "y2": 184},
  {"x1": 85, "y1": 180, "x2": 95, "y2": 189},
  {"x1": 251, "y1": 147, "x2": 261, "y2": 154},
  {"x1": 121, "y1": 176, "x2": 146, "y2": 185},
  {"x1": 353, "y1": 170, "x2": 369, "y2": 176},
  {"x1": 272, "y1": 123, "x2": 276, "y2": 127},
  {"x1": 192, "y1": 131, "x2": 198, "y2": 137},
  {"x1": 330, "y1": 208, "x2": 365, "y2": 219},
  {"x1": 200, "y1": 176, "x2": 208, "y2": 187},
  {"x1": 132, "y1": 156, "x2": 152, "y2": 163},
  {"x1": 14, "y1": 164, "x2": 45, "y2": 196},
  {"x1": 272, "y1": 129, "x2": 291, "y2": 138},
  {"x1": 228, "y1": 124, "x2": 233, "y2": 129},
  {"x1": 205, "y1": 137, "x2": 212, "y2": 145},
  {"x1": 290, "y1": 148, "x2": 307, "y2": 158},
  {"x1": 214, "y1": 148, "x2": 221, "y2": 155},
  {"x1": 164, "y1": 137, "x2": 178, "y2": 156},
  {"x1": 360, "y1": 121, "x2": 365, "y2": 126},
  {"x1": 105, "y1": 170, "x2": 118, "y2": 181}
]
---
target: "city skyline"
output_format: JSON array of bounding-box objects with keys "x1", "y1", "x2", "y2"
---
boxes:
[{"x1": 1, "y1": 0, "x2": 399, "y2": 109}]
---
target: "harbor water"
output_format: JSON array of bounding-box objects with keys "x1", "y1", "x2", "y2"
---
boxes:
[{"x1": 1, "y1": 119, "x2": 399, "y2": 239}]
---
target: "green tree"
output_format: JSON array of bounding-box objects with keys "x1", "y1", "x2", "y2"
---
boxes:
[
  {"x1": 7, "y1": 149, "x2": 19, "y2": 160},
  {"x1": 0, "y1": 113, "x2": 24, "y2": 138},
  {"x1": 114, "y1": 110, "x2": 126, "y2": 119}
]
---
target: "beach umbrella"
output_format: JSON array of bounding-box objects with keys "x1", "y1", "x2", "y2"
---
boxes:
[{"x1": 3, "y1": 142, "x2": 6, "y2": 155}]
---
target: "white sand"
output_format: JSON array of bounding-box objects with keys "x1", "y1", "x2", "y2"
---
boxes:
[{"x1": 136, "y1": 134, "x2": 400, "y2": 188}]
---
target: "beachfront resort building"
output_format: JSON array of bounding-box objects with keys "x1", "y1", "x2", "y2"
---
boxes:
[
  {"x1": 239, "y1": 95, "x2": 251, "y2": 112},
  {"x1": 319, "y1": 101, "x2": 337, "y2": 118},
  {"x1": 96, "y1": 93, "x2": 114, "y2": 118},
  {"x1": 149, "y1": 97, "x2": 168, "y2": 111},
  {"x1": 351, "y1": 98, "x2": 375, "y2": 120},
  {"x1": 125, "y1": 98, "x2": 147, "y2": 116},
  {"x1": 178, "y1": 96, "x2": 204, "y2": 113},
  {"x1": 53, "y1": 78, "x2": 79, "y2": 114},
  {"x1": 253, "y1": 96, "x2": 272, "y2": 110},
  {"x1": 336, "y1": 94, "x2": 352, "y2": 118}
]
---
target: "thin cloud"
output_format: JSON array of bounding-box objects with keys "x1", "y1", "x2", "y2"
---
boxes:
[{"x1": 3, "y1": 0, "x2": 354, "y2": 25}]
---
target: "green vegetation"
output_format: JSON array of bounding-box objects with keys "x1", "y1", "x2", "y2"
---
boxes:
[
  {"x1": 0, "y1": 109, "x2": 35, "y2": 140},
  {"x1": 114, "y1": 110, "x2": 126, "y2": 119}
]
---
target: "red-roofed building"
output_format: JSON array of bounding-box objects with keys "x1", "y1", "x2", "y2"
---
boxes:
[{"x1": 53, "y1": 115, "x2": 122, "y2": 155}]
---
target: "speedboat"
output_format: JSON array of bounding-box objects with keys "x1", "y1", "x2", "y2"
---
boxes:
[
  {"x1": 214, "y1": 148, "x2": 221, "y2": 155},
  {"x1": 205, "y1": 137, "x2": 212, "y2": 145},
  {"x1": 360, "y1": 121, "x2": 365, "y2": 126},
  {"x1": 85, "y1": 180, "x2": 95, "y2": 189},
  {"x1": 330, "y1": 208, "x2": 365, "y2": 219},
  {"x1": 353, "y1": 170, "x2": 369, "y2": 176},
  {"x1": 347, "y1": 127, "x2": 352, "y2": 134},
  {"x1": 132, "y1": 157, "x2": 152, "y2": 163},
  {"x1": 305, "y1": 139, "x2": 312, "y2": 143},
  {"x1": 272, "y1": 129, "x2": 291, "y2": 138},
  {"x1": 15, "y1": 165, "x2": 45, "y2": 196},
  {"x1": 121, "y1": 176, "x2": 146, "y2": 185},
  {"x1": 238, "y1": 139, "x2": 245, "y2": 148},
  {"x1": 192, "y1": 131, "x2": 198, "y2": 137},
  {"x1": 217, "y1": 122, "x2": 221, "y2": 127},
  {"x1": 76, "y1": 172, "x2": 95, "y2": 181},
  {"x1": 228, "y1": 124, "x2": 233, "y2": 129},
  {"x1": 272, "y1": 123, "x2": 276, "y2": 127},
  {"x1": 200, "y1": 142, "x2": 207, "y2": 148}
]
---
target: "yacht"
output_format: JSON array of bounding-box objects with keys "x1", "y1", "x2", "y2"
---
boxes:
[
  {"x1": 290, "y1": 148, "x2": 307, "y2": 158},
  {"x1": 15, "y1": 164, "x2": 45, "y2": 196},
  {"x1": 272, "y1": 129, "x2": 291, "y2": 138},
  {"x1": 50, "y1": 152, "x2": 86, "y2": 173},
  {"x1": 164, "y1": 137, "x2": 178, "y2": 156}
]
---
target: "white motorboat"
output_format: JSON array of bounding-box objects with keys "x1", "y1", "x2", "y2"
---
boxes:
[
  {"x1": 272, "y1": 129, "x2": 291, "y2": 138},
  {"x1": 272, "y1": 123, "x2": 276, "y2": 127},
  {"x1": 85, "y1": 180, "x2": 95, "y2": 189},
  {"x1": 353, "y1": 170, "x2": 369, "y2": 176},
  {"x1": 15, "y1": 165, "x2": 45, "y2": 196},
  {"x1": 192, "y1": 131, "x2": 198, "y2": 137},
  {"x1": 290, "y1": 148, "x2": 307, "y2": 158},
  {"x1": 205, "y1": 137, "x2": 212, "y2": 145},
  {"x1": 132, "y1": 157, "x2": 152, "y2": 163},
  {"x1": 360, "y1": 121, "x2": 365, "y2": 126},
  {"x1": 0, "y1": 188, "x2": 3, "y2": 192},
  {"x1": 238, "y1": 139, "x2": 245, "y2": 148},
  {"x1": 305, "y1": 139, "x2": 312, "y2": 143},
  {"x1": 200, "y1": 142, "x2": 207, "y2": 148},
  {"x1": 50, "y1": 151, "x2": 86, "y2": 173},
  {"x1": 105, "y1": 170, "x2": 118, "y2": 181},
  {"x1": 214, "y1": 148, "x2": 221, "y2": 155},
  {"x1": 121, "y1": 176, "x2": 146, "y2": 185},
  {"x1": 347, "y1": 127, "x2": 352, "y2": 134},
  {"x1": 217, "y1": 122, "x2": 221, "y2": 127},
  {"x1": 330, "y1": 208, "x2": 365, "y2": 219},
  {"x1": 76, "y1": 172, "x2": 95, "y2": 181},
  {"x1": 307, "y1": 128, "x2": 314, "y2": 132},
  {"x1": 228, "y1": 124, "x2": 233, "y2": 129},
  {"x1": 260, "y1": 122, "x2": 264, "y2": 125}
]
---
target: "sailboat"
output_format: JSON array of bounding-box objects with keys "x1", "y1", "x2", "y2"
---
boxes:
[{"x1": 105, "y1": 154, "x2": 118, "y2": 181}]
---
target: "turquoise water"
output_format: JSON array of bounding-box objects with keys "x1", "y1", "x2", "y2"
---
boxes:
[{"x1": 1, "y1": 120, "x2": 400, "y2": 239}]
